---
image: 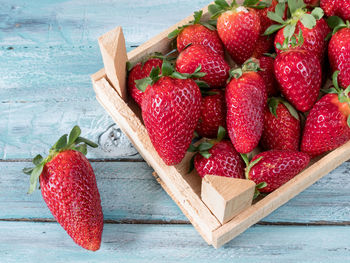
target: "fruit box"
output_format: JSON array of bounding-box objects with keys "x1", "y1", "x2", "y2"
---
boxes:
[{"x1": 91, "y1": 4, "x2": 350, "y2": 248}]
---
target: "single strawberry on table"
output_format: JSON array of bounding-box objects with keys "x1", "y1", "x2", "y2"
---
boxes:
[
  {"x1": 176, "y1": 44, "x2": 230, "y2": 87},
  {"x1": 274, "y1": 33, "x2": 322, "y2": 112},
  {"x1": 301, "y1": 71, "x2": 350, "y2": 157},
  {"x1": 261, "y1": 97, "x2": 301, "y2": 151},
  {"x1": 127, "y1": 57, "x2": 163, "y2": 106},
  {"x1": 196, "y1": 89, "x2": 226, "y2": 138},
  {"x1": 137, "y1": 61, "x2": 203, "y2": 165},
  {"x1": 23, "y1": 126, "x2": 103, "y2": 251},
  {"x1": 244, "y1": 150, "x2": 310, "y2": 193},
  {"x1": 168, "y1": 10, "x2": 224, "y2": 56},
  {"x1": 226, "y1": 60, "x2": 267, "y2": 154},
  {"x1": 327, "y1": 16, "x2": 350, "y2": 89},
  {"x1": 209, "y1": 0, "x2": 265, "y2": 64},
  {"x1": 189, "y1": 126, "x2": 245, "y2": 179},
  {"x1": 265, "y1": 1, "x2": 330, "y2": 61}
]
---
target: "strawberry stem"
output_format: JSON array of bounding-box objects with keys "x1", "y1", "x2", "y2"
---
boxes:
[{"x1": 23, "y1": 126, "x2": 98, "y2": 194}]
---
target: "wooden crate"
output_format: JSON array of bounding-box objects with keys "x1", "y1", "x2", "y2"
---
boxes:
[{"x1": 91, "y1": 4, "x2": 350, "y2": 248}]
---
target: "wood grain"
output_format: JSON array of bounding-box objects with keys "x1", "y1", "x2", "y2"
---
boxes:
[
  {"x1": 1, "y1": 222, "x2": 350, "y2": 262},
  {"x1": 2, "y1": 160, "x2": 350, "y2": 224}
]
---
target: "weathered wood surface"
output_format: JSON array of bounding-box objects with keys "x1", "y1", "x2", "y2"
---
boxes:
[
  {"x1": 1, "y1": 161, "x2": 350, "y2": 224},
  {"x1": 1, "y1": 0, "x2": 350, "y2": 260},
  {"x1": 1, "y1": 222, "x2": 350, "y2": 262}
]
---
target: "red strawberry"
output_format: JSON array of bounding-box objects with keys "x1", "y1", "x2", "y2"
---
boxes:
[
  {"x1": 261, "y1": 97, "x2": 301, "y2": 151},
  {"x1": 245, "y1": 150, "x2": 310, "y2": 193},
  {"x1": 23, "y1": 126, "x2": 103, "y2": 251},
  {"x1": 226, "y1": 64, "x2": 267, "y2": 154},
  {"x1": 301, "y1": 71, "x2": 350, "y2": 157},
  {"x1": 335, "y1": 1, "x2": 350, "y2": 21},
  {"x1": 176, "y1": 44, "x2": 230, "y2": 87},
  {"x1": 128, "y1": 58, "x2": 163, "y2": 106},
  {"x1": 328, "y1": 18, "x2": 350, "y2": 89},
  {"x1": 274, "y1": 18, "x2": 330, "y2": 60},
  {"x1": 321, "y1": 0, "x2": 337, "y2": 16},
  {"x1": 274, "y1": 48, "x2": 322, "y2": 112},
  {"x1": 257, "y1": 55, "x2": 279, "y2": 96},
  {"x1": 142, "y1": 76, "x2": 201, "y2": 165},
  {"x1": 196, "y1": 89, "x2": 226, "y2": 138},
  {"x1": 304, "y1": 0, "x2": 320, "y2": 7},
  {"x1": 194, "y1": 140, "x2": 245, "y2": 179},
  {"x1": 168, "y1": 10, "x2": 224, "y2": 56},
  {"x1": 210, "y1": 1, "x2": 261, "y2": 64}
]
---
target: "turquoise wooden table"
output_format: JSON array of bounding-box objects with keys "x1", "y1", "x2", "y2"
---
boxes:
[{"x1": 1, "y1": 0, "x2": 350, "y2": 262}]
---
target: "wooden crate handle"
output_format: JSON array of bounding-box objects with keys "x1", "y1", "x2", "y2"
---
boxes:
[{"x1": 98, "y1": 26, "x2": 128, "y2": 101}]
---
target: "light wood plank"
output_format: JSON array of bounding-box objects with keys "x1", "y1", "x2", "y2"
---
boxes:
[
  {"x1": 2, "y1": 161, "x2": 350, "y2": 224},
  {"x1": 1, "y1": 222, "x2": 350, "y2": 262}
]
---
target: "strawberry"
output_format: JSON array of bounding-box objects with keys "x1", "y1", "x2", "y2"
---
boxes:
[
  {"x1": 335, "y1": 1, "x2": 350, "y2": 21},
  {"x1": 321, "y1": 0, "x2": 350, "y2": 21},
  {"x1": 176, "y1": 44, "x2": 230, "y2": 87},
  {"x1": 244, "y1": 150, "x2": 310, "y2": 193},
  {"x1": 168, "y1": 11, "x2": 224, "y2": 56},
  {"x1": 261, "y1": 97, "x2": 301, "y2": 151},
  {"x1": 209, "y1": 0, "x2": 262, "y2": 64},
  {"x1": 128, "y1": 58, "x2": 163, "y2": 106},
  {"x1": 274, "y1": 46, "x2": 322, "y2": 112},
  {"x1": 23, "y1": 126, "x2": 103, "y2": 251},
  {"x1": 253, "y1": 0, "x2": 287, "y2": 57},
  {"x1": 139, "y1": 62, "x2": 202, "y2": 165},
  {"x1": 304, "y1": 0, "x2": 320, "y2": 7},
  {"x1": 226, "y1": 61, "x2": 267, "y2": 154},
  {"x1": 196, "y1": 89, "x2": 226, "y2": 138},
  {"x1": 190, "y1": 127, "x2": 245, "y2": 179},
  {"x1": 257, "y1": 55, "x2": 279, "y2": 96},
  {"x1": 320, "y1": 0, "x2": 337, "y2": 17},
  {"x1": 301, "y1": 71, "x2": 350, "y2": 157},
  {"x1": 265, "y1": 1, "x2": 329, "y2": 61},
  {"x1": 328, "y1": 17, "x2": 350, "y2": 89}
]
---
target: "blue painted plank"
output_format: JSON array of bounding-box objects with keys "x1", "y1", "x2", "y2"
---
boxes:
[
  {"x1": 1, "y1": 222, "x2": 350, "y2": 262},
  {"x1": 1, "y1": 161, "x2": 350, "y2": 223}
]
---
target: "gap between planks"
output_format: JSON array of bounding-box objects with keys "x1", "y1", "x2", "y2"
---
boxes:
[{"x1": 2, "y1": 218, "x2": 350, "y2": 226}]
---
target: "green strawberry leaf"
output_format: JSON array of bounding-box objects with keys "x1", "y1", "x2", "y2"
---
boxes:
[
  {"x1": 28, "y1": 164, "x2": 44, "y2": 194},
  {"x1": 198, "y1": 142, "x2": 214, "y2": 152},
  {"x1": 230, "y1": 68, "x2": 243, "y2": 79},
  {"x1": 217, "y1": 126, "x2": 226, "y2": 142},
  {"x1": 347, "y1": 115, "x2": 350, "y2": 129},
  {"x1": 322, "y1": 87, "x2": 338, "y2": 94},
  {"x1": 256, "y1": 182, "x2": 267, "y2": 189},
  {"x1": 215, "y1": 0, "x2": 230, "y2": 9},
  {"x1": 188, "y1": 154, "x2": 196, "y2": 174},
  {"x1": 268, "y1": 97, "x2": 279, "y2": 117},
  {"x1": 23, "y1": 167, "x2": 34, "y2": 175},
  {"x1": 264, "y1": 24, "x2": 285, "y2": 35},
  {"x1": 75, "y1": 137, "x2": 98, "y2": 148},
  {"x1": 54, "y1": 134, "x2": 68, "y2": 151},
  {"x1": 188, "y1": 144, "x2": 199, "y2": 152},
  {"x1": 68, "y1": 125, "x2": 81, "y2": 146},
  {"x1": 171, "y1": 72, "x2": 187, "y2": 79},
  {"x1": 126, "y1": 61, "x2": 134, "y2": 71},
  {"x1": 288, "y1": 0, "x2": 305, "y2": 15},
  {"x1": 344, "y1": 85, "x2": 350, "y2": 97},
  {"x1": 300, "y1": 13, "x2": 317, "y2": 29},
  {"x1": 240, "y1": 153, "x2": 250, "y2": 167},
  {"x1": 283, "y1": 24, "x2": 296, "y2": 39},
  {"x1": 200, "y1": 151, "x2": 212, "y2": 159},
  {"x1": 193, "y1": 10, "x2": 203, "y2": 24},
  {"x1": 311, "y1": 7, "x2": 324, "y2": 20},
  {"x1": 281, "y1": 100, "x2": 299, "y2": 120},
  {"x1": 327, "y1": 16, "x2": 346, "y2": 29},
  {"x1": 267, "y1": 11, "x2": 285, "y2": 24},
  {"x1": 275, "y1": 2, "x2": 286, "y2": 18},
  {"x1": 200, "y1": 21, "x2": 216, "y2": 31},
  {"x1": 33, "y1": 154, "x2": 43, "y2": 166},
  {"x1": 161, "y1": 60, "x2": 174, "y2": 76},
  {"x1": 135, "y1": 77, "x2": 152, "y2": 92},
  {"x1": 332, "y1": 70, "x2": 340, "y2": 91},
  {"x1": 195, "y1": 80, "x2": 210, "y2": 89},
  {"x1": 208, "y1": 4, "x2": 222, "y2": 19},
  {"x1": 75, "y1": 144, "x2": 88, "y2": 156}
]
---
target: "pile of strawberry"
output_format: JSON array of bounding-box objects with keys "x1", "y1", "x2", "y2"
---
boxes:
[{"x1": 128, "y1": 0, "x2": 350, "y2": 195}]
